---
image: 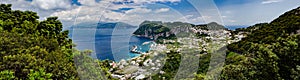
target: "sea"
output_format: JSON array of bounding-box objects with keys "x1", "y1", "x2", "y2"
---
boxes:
[
  {"x1": 69, "y1": 25, "x2": 246, "y2": 62},
  {"x1": 69, "y1": 27, "x2": 154, "y2": 62},
  {"x1": 225, "y1": 25, "x2": 248, "y2": 30}
]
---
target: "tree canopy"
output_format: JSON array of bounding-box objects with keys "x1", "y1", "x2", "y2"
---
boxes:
[{"x1": 0, "y1": 4, "x2": 78, "y2": 79}]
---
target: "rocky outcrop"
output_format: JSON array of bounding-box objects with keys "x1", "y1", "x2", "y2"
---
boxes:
[{"x1": 133, "y1": 21, "x2": 193, "y2": 40}]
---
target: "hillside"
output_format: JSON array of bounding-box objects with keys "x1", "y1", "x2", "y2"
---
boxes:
[
  {"x1": 0, "y1": 4, "x2": 78, "y2": 79},
  {"x1": 0, "y1": 4, "x2": 115, "y2": 80},
  {"x1": 192, "y1": 22, "x2": 227, "y2": 30},
  {"x1": 223, "y1": 6, "x2": 300, "y2": 80}
]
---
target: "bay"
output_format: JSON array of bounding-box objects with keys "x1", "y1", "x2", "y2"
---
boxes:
[{"x1": 70, "y1": 27, "x2": 153, "y2": 62}]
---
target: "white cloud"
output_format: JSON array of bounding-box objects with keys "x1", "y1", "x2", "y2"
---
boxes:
[
  {"x1": 155, "y1": 8, "x2": 170, "y2": 13},
  {"x1": 262, "y1": 0, "x2": 283, "y2": 4},
  {"x1": 176, "y1": 15, "x2": 204, "y2": 24},
  {"x1": 1, "y1": 0, "x2": 69, "y2": 21},
  {"x1": 133, "y1": 0, "x2": 180, "y2": 4},
  {"x1": 218, "y1": 0, "x2": 300, "y2": 25},
  {"x1": 50, "y1": 8, "x2": 80, "y2": 21},
  {"x1": 222, "y1": 16, "x2": 227, "y2": 18},
  {"x1": 228, "y1": 20, "x2": 236, "y2": 22},
  {"x1": 5, "y1": 0, "x2": 300, "y2": 27},
  {"x1": 1, "y1": 0, "x2": 183, "y2": 27},
  {"x1": 77, "y1": 0, "x2": 98, "y2": 6},
  {"x1": 125, "y1": 8, "x2": 152, "y2": 14},
  {"x1": 50, "y1": 5, "x2": 124, "y2": 23},
  {"x1": 49, "y1": 0, "x2": 182, "y2": 26},
  {"x1": 1, "y1": 0, "x2": 33, "y2": 10},
  {"x1": 31, "y1": 0, "x2": 72, "y2": 10},
  {"x1": 112, "y1": 0, "x2": 181, "y2": 4}
]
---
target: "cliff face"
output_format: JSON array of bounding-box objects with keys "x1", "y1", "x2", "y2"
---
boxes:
[
  {"x1": 170, "y1": 26, "x2": 191, "y2": 35},
  {"x1": 133, "y1": 21, "x2": 193, "y2": 40},
  {"x1": 133, "y1": 21, "x2": 173, "y2": 40}
]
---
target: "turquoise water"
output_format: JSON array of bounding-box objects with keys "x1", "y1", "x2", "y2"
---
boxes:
[{"x1": 70, "y1": 27, "x2": 153, "y2": 62}]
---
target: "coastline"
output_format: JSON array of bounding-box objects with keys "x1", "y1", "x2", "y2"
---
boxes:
[
  {"x1": 126, "y1": 34, "x2": 157, "y2": 61},
  {"x1": 129, "y1": 41, "x2": 156, "y2": 60}
]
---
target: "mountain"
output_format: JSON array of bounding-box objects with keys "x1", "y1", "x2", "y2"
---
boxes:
[
  {"x1": 133, "y1": 21, "x2": 176, "y2": 40},
  {"x1": 133, "y1": 21, "x2": 197, "y2": 41},
  {"x1": 192, "y1": 22, "x2": 226, "y2": 30},
  {"x1": 133, "y1": 21, "x2": 227, "y2": 41},
  {"x1": 206, "y1": 22, "x2": 227, "y2": 30}
]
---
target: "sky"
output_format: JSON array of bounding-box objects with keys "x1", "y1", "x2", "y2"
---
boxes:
[{"x1": 1, "y1": 0, "x2": 300, "y2": 28}]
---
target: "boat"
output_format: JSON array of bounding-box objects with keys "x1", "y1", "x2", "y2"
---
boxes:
[
  {"x1": 142, "y1": 42, "x2": 150, "y2": 45},
  {"x1": 130, "y1": 45, "x2": 142, "y2": 54}
]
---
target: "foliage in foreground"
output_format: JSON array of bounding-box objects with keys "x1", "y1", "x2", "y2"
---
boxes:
[
  {"x1": 0, "y1": 4, "x2": 78, "y2": 79},
  {"x1": 223, "y1": 6, "x2": 300, "y2": 80},
  {"x1": 0, "y1": 4, "x2": 116, "y2": 79}
]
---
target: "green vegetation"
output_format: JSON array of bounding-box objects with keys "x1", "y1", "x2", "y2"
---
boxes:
[
  {"x1": 233, "y1": 23, "x2": 267, "y2": 34},
  {"x1": 133, "y1": 23, "x2": 171, "y2": 35},
  {"x1": 0, "y1": 70, "x2": 15, "y2": 79},
  {"x1": 196, "y1": 32, "x2": 209, "y2": 38},
  {"x1": 156, "y1": 34, "x2": 177, "y2": 44},
  {"x1": 192, "y1": 22, "x2": 226, "y2": 30},
  {"x1": 133, "y1": 21, "x2": 177, "y2": 44},
  {"x1": 223, "y1": 6, "x2": 300, "y2": 80},
  {"x1": 73, "y1": 49, "x2": 116, "y2": 80},
  {"x1": 150, "y1": 49, "x2": 211, "y2": 80},
  {"x1": 0, "y1": 4, "x2": 115, "y2": 79},
  {"x1": 152, "y1": 51, "x2": 181, "y2": 79},
  {"x1": 147, "y1": 6, "x2": 300, "y2": 80},
  {"x1": 0, "y1": 4, "x2": 77, "y2": 79}
]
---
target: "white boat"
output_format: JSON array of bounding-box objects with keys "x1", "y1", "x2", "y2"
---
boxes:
[{"x1": 142, "y1": 42, "x2": 150, "y2": 45}]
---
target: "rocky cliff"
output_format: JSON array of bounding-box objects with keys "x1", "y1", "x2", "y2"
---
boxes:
[{"x1": 133, "y1": 21, "x2": 193, "y2": 40}]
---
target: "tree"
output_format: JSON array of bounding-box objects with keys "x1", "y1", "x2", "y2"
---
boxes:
[
  {"x1": 0, "y1": 70, "x2": 15, "y2": 80},
  {"x1": 0, "y1": 4, "x2": 77, "y2": 79}
]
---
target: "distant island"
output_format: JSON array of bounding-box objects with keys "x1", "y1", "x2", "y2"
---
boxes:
[
  {"x1": 133, "y1": 20, "x2": 227, "y2": 41},
  {"x1": 70, "y1": 22, "x2": 137, "y2": 29}
]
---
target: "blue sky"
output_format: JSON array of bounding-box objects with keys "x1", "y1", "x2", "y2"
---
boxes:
[{"x1": 2, "y1": 0, "x2": 300, "y2": 27}]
